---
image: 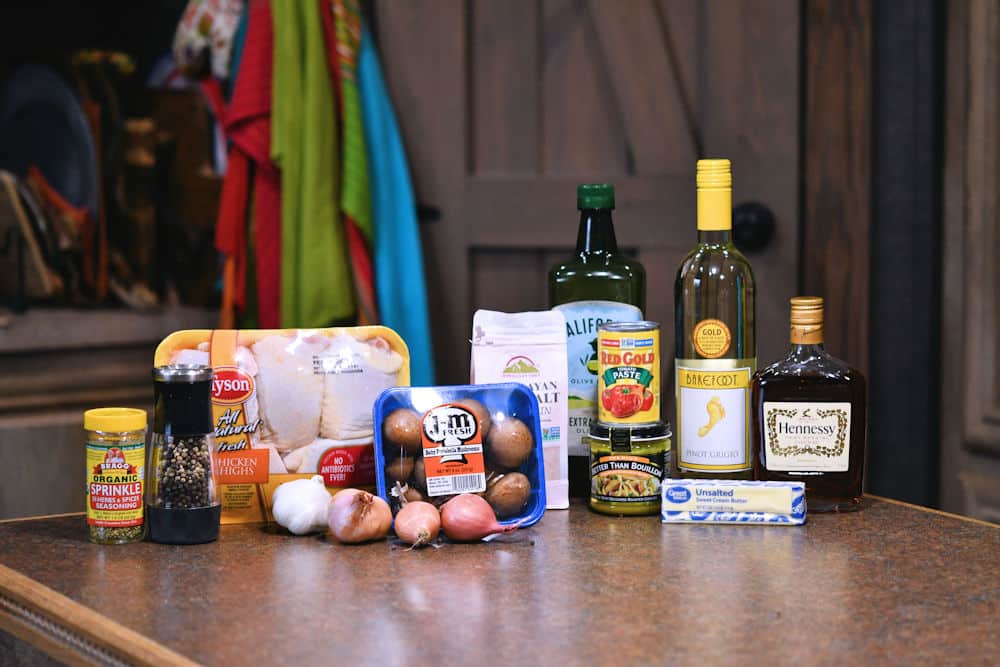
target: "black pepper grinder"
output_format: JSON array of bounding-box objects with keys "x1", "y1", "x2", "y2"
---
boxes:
[{"x1": 147, "y1": 365, "x2": 221, "y2": 544}]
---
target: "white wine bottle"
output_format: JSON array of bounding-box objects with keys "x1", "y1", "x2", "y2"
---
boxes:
[{"x1": 673, "y1": 159, "x2": 756, "y2": 479}]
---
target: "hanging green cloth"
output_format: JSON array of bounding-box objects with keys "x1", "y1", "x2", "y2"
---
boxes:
[{"x1": 271, "y1": 0, "x2": 353, "y2": 327}]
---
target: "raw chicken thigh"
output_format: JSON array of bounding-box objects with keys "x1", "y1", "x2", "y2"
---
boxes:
[
  {"x1": 319, "y1": 335, "x2": 404, "y2": 440},
  {"x1": 253, "y1": 334, "x2": 328, "y2": 450}
]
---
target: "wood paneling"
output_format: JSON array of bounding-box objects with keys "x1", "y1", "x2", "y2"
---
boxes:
[
  {"x1": 586, "y1": 0, "x2": 696, "y2": 173},
  {"x1": 702, "y1": 0, "x2": 800, "y2": 367},
  {"x1": 472, "y1": 0, "x2": 540, "y2": 174},
  {"x1": 940, "y1": 0, "x2": 1000, "y2": 521},
  {"x1": 378, "y1": 0, "x2": 468, "y2": 383},
  {"x1": 0, "y1": 307, "x2": 214, "y2": 519},
  {"x1": 802, "y1": 0, "x2": 872, "y2": 375},
  {"x1": 379, "y1": 0, "x2": 801, "y2": 386},
  {"x1": 541, "y1": 0, "x2": 627, "y2": 175}
]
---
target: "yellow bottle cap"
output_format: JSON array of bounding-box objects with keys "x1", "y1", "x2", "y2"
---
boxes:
[
  {"x1": 696, "y1": 159, "x2": 732, "y2": 190},
  {"x1": 696, "y1": 159, "x2": 733, "y2": 230},
  {"x1": 84, "y1": 407, "x2": 147, "y2": 433}
]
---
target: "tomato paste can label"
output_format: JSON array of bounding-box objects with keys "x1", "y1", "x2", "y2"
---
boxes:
[
  {"x1": 421, "y1": 403, "x2": 487, "y2": 496},
  {"x1": 86, "y1": 439, "x2": 145, "y2": 527},
  {"x1": 597, "y1": 322, "x2": 661, "y2": 425}
]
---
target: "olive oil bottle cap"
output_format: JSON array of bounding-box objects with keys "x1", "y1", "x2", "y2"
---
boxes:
[
  {"x1": 790, "y1": 296, "x2": 824, "y2": 344},
  {"x1": 577, "y1": 183, "x2": 615, "y2": 210},
  {"x1": 696, "y1": 159, "x2": 732, "y2": 231}
]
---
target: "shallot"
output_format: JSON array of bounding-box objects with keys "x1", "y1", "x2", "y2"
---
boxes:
[
  {"x1": 440, "y1": 494, "x2": 520, "y2": 542},
  {"x1": 394, "y1": 501, "x2": 441, "y2": 548},
  {"x1": 327, "y1": 489, "x2": 393, "y2": 543}
]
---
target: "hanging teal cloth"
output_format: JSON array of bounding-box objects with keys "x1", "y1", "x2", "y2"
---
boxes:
[{"x1": 358, "y1": 25, "x2": 434, "y2": 385}]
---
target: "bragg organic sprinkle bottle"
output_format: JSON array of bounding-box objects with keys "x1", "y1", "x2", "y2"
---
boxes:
[
  {"x1": 549, "y1": 183, "x2": 645, "y2": 494},
  {"x1": 85, "y1": 408, "x2": 148, "y2": 544}
]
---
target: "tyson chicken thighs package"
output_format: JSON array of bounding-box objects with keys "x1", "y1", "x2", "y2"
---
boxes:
[{"x1": 155, "y1": 327, "x2": 409, "y2": 523}]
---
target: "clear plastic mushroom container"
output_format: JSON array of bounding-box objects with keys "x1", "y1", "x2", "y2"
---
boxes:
[{"x1": 374, "y1": 383, "x2": 546, "y2": 527}]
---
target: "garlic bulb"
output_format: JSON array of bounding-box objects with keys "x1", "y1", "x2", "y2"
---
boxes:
[{"x1": 271, "y1": 475, "x2": 332, "y2": 535}]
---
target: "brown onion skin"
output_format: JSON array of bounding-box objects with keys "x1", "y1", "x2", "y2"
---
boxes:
[
  {"x1": 440, "y1": 494, "x2": 520, "y2": 542},
  {"x1": 327, "y1": 489, "x2": 393, "y2": 544},
  {"x1": 394, "y1": 501, "x2": 441, "y2": 547}
]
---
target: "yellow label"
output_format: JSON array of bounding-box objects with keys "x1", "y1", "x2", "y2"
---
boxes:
[
  {"x1": 86, "y1": 440, "x2": 145, "y2": 527},
  {"x1": 597, "y1": 326, "x2": 660, "y2": 424},
  {"x1": 696, "y1": 187, "x2": 732, "y2": 231},
  {"x1": 692, "y1": 319, "x2": 732, "y2": 358},
  {"x1": 675, "y1": 360, "x2": 753, "y2": 472}
]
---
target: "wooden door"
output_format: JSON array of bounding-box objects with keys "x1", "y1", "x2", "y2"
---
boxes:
[
  {"x1": 376, "y1": 0, "x2": 799, "y2": 387},
  {"x1": 940, "y1": 0, "x2": 1000, "y2": 521}
]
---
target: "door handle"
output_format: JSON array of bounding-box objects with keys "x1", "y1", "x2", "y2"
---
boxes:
[{"x1": 732, "y1": 201, "x2": 775, "y2": 253}]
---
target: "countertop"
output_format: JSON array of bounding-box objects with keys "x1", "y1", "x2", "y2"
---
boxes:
[{"x1": 1, "y1": 498, "x2": 997, "y2": 666}]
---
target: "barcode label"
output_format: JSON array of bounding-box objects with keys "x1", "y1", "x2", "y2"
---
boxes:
[{"x1": 427, "y1": 472, "x2": 487, "y2": 496}]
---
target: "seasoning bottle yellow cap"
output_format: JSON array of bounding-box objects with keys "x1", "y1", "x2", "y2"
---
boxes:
[{"x1": 84, "y1": 407, "x2": 147, "y2": 433}]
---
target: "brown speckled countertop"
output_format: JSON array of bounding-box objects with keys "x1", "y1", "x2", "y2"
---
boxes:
[{"x1": 1, "y1": 498, "x2": 998, "y2": 665}]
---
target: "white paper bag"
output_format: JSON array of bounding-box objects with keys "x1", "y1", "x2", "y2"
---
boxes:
[{"x1": 471, "y1": 309, "x2": 569, "y2": 509}]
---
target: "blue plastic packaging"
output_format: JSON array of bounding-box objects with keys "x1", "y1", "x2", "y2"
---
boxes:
[{"x1": 374, "y1": 383, "x2": 546, "y2": 528}]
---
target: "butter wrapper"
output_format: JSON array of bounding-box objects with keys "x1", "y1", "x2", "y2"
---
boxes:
[{"x1": 660, "y1": 479, "x2": 806, "y2": 525}]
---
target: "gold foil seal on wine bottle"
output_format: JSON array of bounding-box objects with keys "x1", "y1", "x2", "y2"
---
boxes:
[{"x1": 790, "y1": 296, "x2": 824, "y2": 344}]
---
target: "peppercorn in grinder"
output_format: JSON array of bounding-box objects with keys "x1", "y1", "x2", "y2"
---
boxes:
[{"x1": 147, "y1": 365, "x2": 221, "y2": 544}]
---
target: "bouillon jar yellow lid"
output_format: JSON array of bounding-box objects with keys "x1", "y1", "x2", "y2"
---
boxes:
[{"x1": 84, "y1": 407, "x2": 147, "y2": 433}]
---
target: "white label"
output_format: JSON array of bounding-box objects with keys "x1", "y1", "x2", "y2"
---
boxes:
[
  {"x1": 763, "y1": 401, "x2": 851, "y2": 472},
  {"x1": 553, "y1": 301, "x2": 642, "y2": 456},
  {"x1": 676, "y1": 362, "x2": 751, "y2": 472}
]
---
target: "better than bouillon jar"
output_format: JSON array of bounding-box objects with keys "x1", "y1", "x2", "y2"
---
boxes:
[
  {"x1": 85, "y1": 408, "x2": 148, "y2": 544},
  {"x1": 588, "y1": 422, "x2": 671, "y2": 516}
]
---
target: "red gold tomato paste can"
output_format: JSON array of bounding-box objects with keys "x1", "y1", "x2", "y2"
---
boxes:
[{"x1": 597, "y1": 322, "x2": 661, "y2": 425}]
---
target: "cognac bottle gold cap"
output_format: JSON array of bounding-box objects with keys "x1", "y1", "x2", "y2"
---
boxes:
[
  {"x1": 696, "y1": 159, "x2": 732, "y2": 190},
  {"x1": 790, "y1": 296, "x2": 824, "y2": 324}
]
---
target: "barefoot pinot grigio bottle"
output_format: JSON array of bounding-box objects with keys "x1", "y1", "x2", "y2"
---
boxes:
[{"x1": 673, "y1": 160, "x2": 755, "y2": 479}]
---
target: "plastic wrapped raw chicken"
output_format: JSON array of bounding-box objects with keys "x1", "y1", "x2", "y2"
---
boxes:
[{"x1": 155, "y1": 328, "x2": 409, "y2": 524}]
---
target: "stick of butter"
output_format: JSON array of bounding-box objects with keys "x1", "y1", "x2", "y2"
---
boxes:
[{"x1": 660, "y1": 479, "x2": 807, "y2": 525}]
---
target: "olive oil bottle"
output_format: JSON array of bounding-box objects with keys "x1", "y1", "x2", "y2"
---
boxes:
[
  {"x1": 673, "y1": 160, "x2": 755, "y2": 479},
  {"x1": 549, "y1": 184, "x2": 645, "y2": 494}
]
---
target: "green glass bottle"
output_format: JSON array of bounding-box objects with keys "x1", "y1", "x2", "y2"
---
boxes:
[
  {"x1": 673, "y1": 159, "x2": 756, "y2": 480},
  {"x1": 549, "y1": 184, "x2": 646, "y2": 495}
]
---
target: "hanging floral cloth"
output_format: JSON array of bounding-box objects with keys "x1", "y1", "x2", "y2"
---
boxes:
[{"x1": 322, "y1": 0, "x2": 378, "y2": 326}]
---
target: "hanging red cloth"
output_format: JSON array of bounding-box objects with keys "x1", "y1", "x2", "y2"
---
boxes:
[{"x1": 214, "y1": 0, "x2": 281, "y2": 328}]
